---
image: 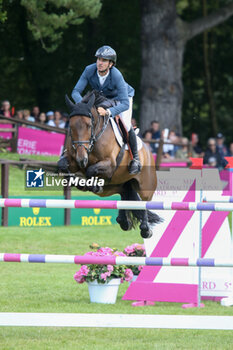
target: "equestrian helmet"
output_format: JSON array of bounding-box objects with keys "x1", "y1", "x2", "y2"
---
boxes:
[{"x1": 95, "y1": 46, "x2": 117, "y2": 64}]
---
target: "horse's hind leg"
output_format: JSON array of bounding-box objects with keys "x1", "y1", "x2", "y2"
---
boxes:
[
  {"x1": 116, "y1": 190, "x2": 133, "y2": 231},
  {"x1": 121, "y1": 181, "x2": 153, "y2": 239},
  {"x1": 116, "y1": 209, "x2": 132, "y2": 231},
  {"x1": 139, "y1": 210, "x2": 153, "y2": 239}
]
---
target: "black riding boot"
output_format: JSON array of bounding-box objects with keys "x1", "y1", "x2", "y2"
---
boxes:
[
  {"x1": 128, "y1": 128, "x2": 142, "y2": 175},
  {"x1": 57, "y1": 154, "x2": 69, "y2": 173}
]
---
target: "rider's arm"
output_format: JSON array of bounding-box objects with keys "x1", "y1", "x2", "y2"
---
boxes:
[
  {"x1": 72, "y1": 68, "x2": 88, "y2": 103},
  {"x1": 108, "y1": 70, "x2": 130, "y2": 117}
]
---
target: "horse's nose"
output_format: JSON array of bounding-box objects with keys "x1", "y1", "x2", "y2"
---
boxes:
[{"x1": 77, "y1": 157, "x2": 88, "y2": 169}]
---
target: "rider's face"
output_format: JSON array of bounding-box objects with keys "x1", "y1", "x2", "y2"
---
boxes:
[{"x1": 96, "y1": 57, "x2": 113, "y2": 75}]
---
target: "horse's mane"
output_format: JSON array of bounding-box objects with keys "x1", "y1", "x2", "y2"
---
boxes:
[{"x1": 82, "y1": 90, "x2": 109, "y2": 108}]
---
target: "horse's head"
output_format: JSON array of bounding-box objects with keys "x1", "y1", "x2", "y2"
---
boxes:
[{"x1": 65, "y1": 93, "x2": 96, "y2": 169}]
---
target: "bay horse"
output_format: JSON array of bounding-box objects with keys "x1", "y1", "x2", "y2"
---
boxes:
[{"x1": 64, "y1": 90, "x2": 161, "y2": 238}]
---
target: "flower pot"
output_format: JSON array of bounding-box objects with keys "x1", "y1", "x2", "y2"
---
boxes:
[{"x1": 88, "y1": 278, "x2": 121, "y2": 304}]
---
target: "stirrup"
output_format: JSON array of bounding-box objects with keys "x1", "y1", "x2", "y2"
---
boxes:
[{"x1": 128, "y1": 158, "x2": 142, "y2": 175}]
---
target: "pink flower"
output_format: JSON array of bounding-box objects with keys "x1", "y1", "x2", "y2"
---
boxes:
[
  {"x1": 85, "y1": 251, "x2": 99, "y2": 256},
  {"x1": 100, "y1": 272, "x2": 108, "y2": 281},
  {"x1": 107, "y1": 265, "x2": 114, "y2": 272},
  {"x1": 135, "y1": 244, "x2": 145, "y2": 251},
  {"x1": 124, "y1": 246, "x2": 135, "y2": 254},
  {"x1": 138, "y1": 265, "x2": 143, "y2": 271},
  {"x1": 79, "y1": 265, "x2": 89, "y2": 276},
  {"x1": 124, "y1": 243, "x2": 146, "y2": 257},
  {"x1": 124, "y1": 268, "x2": 133, "y2": 281},
  {"x1": 114, "y1": 251, "x2": 126, "y2": 257},
  {"x1": 98, "y1": 247, "x2": 113, "y2": 256},
  {"x1": 74, "y1": 271, "x2": 85, "y2": 284}
]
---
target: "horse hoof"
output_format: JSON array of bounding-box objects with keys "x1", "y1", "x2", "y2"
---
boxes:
[
  {"x1": 91, "y1": 185, "x2": 103, "y2": 194},
  {"x1": 116, "y1": 217, "x2": 132, "y2": 231},
  {"x1": 140, "y1": 225, "x2": 153, "y2": 239}
]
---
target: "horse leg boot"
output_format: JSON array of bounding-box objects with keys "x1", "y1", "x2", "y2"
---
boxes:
[
  {"x1": 57, "y1": 152, "x2": 69, "y2": 173},
  {"x1": 128, "y1": 128, "x2": 142, "y2": 175}
]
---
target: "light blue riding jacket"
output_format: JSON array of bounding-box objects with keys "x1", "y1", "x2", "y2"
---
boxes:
[{"x1": 72, "y1": 63, "x2": 135, "y2": 117}]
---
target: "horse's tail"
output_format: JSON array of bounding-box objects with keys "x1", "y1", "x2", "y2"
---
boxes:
[
  {"x1": 129, "y1": 208, "x2": 162, "y2": 228},
  {"x1": 147, "y1": 210, "x2": 163, "y2": 225},
  {"x1": 121, "y1": 180, "x2": 162, "y2": 228}
]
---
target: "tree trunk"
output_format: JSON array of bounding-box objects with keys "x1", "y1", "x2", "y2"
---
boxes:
[
  {"x1": 140, "y1": 0, "x2": 185, "y2": 134},
  {"x1": 140, "y1": 0, "x2": 233, "y2": 135},
  {"x1": 202, "y1": 0, "x2": 218, "y2": 135}
]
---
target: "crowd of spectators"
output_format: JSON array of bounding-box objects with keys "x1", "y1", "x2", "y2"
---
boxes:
[
  {"x1": 1, "y1": 100, "x2": 233, "y2": 169},
  {"x1": 141, "y1": 119, "x2": 233, "y2": 170},
  {"x1": 0, "y1": 100, "x2": 69, "y2": 129}
]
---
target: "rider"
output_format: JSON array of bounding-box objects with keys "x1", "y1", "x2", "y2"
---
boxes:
[{"x1": 59, "y1": 45, "x2": 141, "y2": 175}]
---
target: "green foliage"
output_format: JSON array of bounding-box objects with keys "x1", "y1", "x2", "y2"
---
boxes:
[
  {"x1": 176, "y1": 0, "x2": 189, "y2": 16},
  {"x1": 182, "y1": 1, "x2": 233, "y2": 145},
  {"x1": 0, "y1": 0, "x2": 140, "y2": 114},
  {"x1": 0, "y1": 0, "x2": 7, "y2": 22},
  {"x1": 21, "y1": 0, "x2": 102, "y2": 52}
]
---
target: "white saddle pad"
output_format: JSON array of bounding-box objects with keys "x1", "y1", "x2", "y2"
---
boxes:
[{"x1": 109, "y1": 118, "x2": 142, "y2": 150}]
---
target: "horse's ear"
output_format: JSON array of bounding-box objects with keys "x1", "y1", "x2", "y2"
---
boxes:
[
  {"x1": 65, "y1": 94, "x2": 75, "y2": 111},
  {"x1": 87, "y1": 93, "x2": 95, "y2": 108}
]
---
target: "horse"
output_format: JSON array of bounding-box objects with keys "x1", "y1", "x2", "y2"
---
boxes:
[{"x1": 64, "y1": 90, "x2": 161, "y2": 238}]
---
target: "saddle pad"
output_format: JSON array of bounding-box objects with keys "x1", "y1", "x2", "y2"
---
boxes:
[{"x1": 109, "y1": 118, "x2": 143, "y2": 151}]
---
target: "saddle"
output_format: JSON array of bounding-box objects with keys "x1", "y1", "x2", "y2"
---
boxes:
[{"x1": 95, "y1": 96, "x2": 133, "y2": 159}]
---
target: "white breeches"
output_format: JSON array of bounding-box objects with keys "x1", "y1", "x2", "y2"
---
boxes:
[{"x1": 120, "y1": 97, "x2": 133, "y2": 131}]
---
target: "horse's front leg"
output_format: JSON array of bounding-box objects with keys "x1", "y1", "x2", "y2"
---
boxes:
[
  {"x1": 86, "y1": 159, "x2": 115, "y2": 193},
  {"x1": 86, "y1": 159, "x2": 115, "y2": 179}
]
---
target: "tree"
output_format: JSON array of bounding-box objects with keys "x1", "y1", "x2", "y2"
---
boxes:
[
  {"x1": 0, "y1": 0, "x2": 7, "y2": 22},
  {"x1": 0, "y1": 0, "x2": 102, "y2": 52},
  {"x1": 140, "y1": 0, "x2": 233, "y2": 135},
  {"x1": 0, "y1": 0, "x2": 102, "y2": 109}
]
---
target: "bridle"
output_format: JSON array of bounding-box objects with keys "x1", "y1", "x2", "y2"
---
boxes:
[{"x1": 69, "y1": 108, "x2": 110, "y2": 154}]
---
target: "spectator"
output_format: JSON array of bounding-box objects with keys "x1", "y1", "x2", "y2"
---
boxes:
[
  {"x1": 162, "y1": 128, "x2": 174, "y2": 158},
  {"x1": 216, "y1": 133, "x2": 228, "y2": 157},
  {"x1": 228, "y1": 142, "x2": 233, "y2": 157},
  {"x1": 23, "y1": 109, "x2": 35, "y2": 122},
  {"x1": 38, "y1": 112, "x2": 47, "y2": 124},
  {"x1": 15, "y1": 110, "x2": 24, "y2": 120},
  {"x1": 0, "y1": 100, "x2": 12, "y2": 117},
  {"x1": 31, "y1": 106, "x2": 40, "y2": 122},
  {"x1": 47, "y1": 110, "x2": 65, "y2": 128},
  {"x1": 46, "y1": 111, "x2": 54, "y2": 122},
  {"x1": 62, "y1": 112, "x2": 69, "y2": 128},
  {"x1": 142, "y1": 129, "x2": 154, "y2": 152},
  {"x1": 191, "y1": 133, "x2": 204, "y2": 157},
  {"x1": 131, "y1": 118, "x2": 137, "y2": 128},
  {"x1": 169, "y1": 130, "x2": 181, "y2": 157},
  {"x1": 208, "y1": 157, "x2": 217, "y2": 167},
  {"x1": 203, "y1": 138, "x2": 226, "y2": 169},
  {"x1": 175, "y1": 137, "x2": 196, "y2": 159},
  {"x1": 150, "y1": 120, "x2": 161, "y2": 140}
]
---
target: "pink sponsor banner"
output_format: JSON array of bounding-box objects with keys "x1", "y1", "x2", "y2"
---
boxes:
[
  {"x1": 17, "y1": 126, "x2": 65, "y2": 156},
  {"x1": 0, "y1": 123, "x2": 13, "y2": 139}
]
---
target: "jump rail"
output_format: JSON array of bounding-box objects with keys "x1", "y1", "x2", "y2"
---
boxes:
[
  {"x1": 204, "y1": 196, "x2": 233, "y2": 203},
  {"x1": 1, "y1": 254, "x2": 233, "y2": 267},
  {"x1": 1, "y1": 199, "x2": 233, "y2": 211}
]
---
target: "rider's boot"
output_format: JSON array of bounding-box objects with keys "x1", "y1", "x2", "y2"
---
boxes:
[
  {"x1": 128, "y1": 127, "x2": 142, "y2": 175},
  {"x1": 57, "y1": 153, "x2": 69, "y2": 173}
]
